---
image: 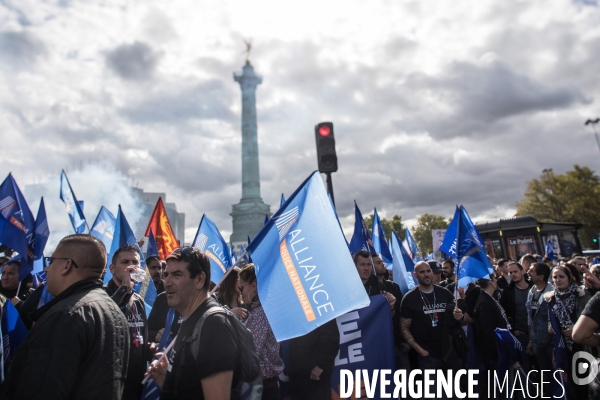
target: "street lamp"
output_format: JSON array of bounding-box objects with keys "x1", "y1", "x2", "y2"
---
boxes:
[{"x1": 585, "y1": 118, "x2": 600, "y2": 155}]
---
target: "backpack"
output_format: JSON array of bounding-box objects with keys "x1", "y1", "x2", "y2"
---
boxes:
[{"x1": 190, "y1": 306, "x2": 262, "y2": 399}]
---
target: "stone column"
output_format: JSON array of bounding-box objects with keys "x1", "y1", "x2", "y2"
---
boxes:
[{"x1": 230, "y1": 61, "x2": 271, "y2": 245}]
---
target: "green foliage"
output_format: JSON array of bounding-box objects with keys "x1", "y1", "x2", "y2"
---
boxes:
[
  {"x1": 515, "y1": 165, "x2": 600, "y2": 248},
  {"x1": 411, "y1": 214, "x2": 450, "y2": 255},
  {"x1": 363, "y1": 214, "x2": 405, "y2": 242}
]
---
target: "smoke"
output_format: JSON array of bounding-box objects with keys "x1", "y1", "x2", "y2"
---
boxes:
[{"x1": 23, "y1": 163, "x2": 145, "y2": 253}]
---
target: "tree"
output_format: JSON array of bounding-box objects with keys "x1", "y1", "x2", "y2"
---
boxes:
[
  {"x1": 363, "y1": 214, "x2": 405, "y2": 242},
  {"x1": 411, "y1": 214, "x2": 449, "y2": 255},
  {"x1": 515, "y1": 165, "x2": 600, "y2": 248}
]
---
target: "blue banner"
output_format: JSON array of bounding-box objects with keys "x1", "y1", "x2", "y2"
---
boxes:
[
  {"x1": 349, "y1": 201, "x2": 376, "y2": 255},
  {"x1": 0, "y1": 173, "x2": 36, "y2": 280},
  {"x1": 372, "y1": 208, "x2": 393, "y2": 268},
  {"x1": 331, "y1": 295, "x2": 395, "y2": 399},
  {"x1": 59, "y1": 170, "x2": 87, "y2": 234},
  {"x1": 391, "y1": 230, "x2": 416, "y2": 295},
  {"x1": 192, "y1": 214, "x2": 232, "y2": 284},
  {"x1": 90, "y1": 206, "x2": 116, "y2": 253},
  {"x1": 247, "y1": 171, "x2": 370, "y2": 341}
]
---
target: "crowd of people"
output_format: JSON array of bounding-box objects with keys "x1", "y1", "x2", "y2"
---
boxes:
[{"x1": 1, "y1": 234, "x2": 600, "y2": 400}]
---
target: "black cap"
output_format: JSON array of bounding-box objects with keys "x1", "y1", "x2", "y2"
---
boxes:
[{"x1": 427, "y1": 260, "x2": 443, "y2": 273}]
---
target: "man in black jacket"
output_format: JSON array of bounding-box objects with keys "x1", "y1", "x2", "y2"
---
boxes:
[
  {"x1": 288, "y1": 318, "x2": 340, "y2": 400},
  {"x1": 105, "y1": 245, "x2": 151, "y2": 400},
  {"x1": 2, "y1": 234, "x2": 130, "y2": 399}
]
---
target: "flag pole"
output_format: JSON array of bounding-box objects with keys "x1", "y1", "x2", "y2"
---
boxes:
[
  {"x1": 141, "y1": 336, "x2": 177, "y2": 384},
  {"x1": 208, "y1": 254, "x2": 247, "y2": 296}
]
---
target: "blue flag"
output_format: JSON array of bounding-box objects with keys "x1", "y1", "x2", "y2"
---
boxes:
[
  {"x1": 146, "y1": 229, "x2": 159, "y2": 259},
  {"x1": 0, "y1": 173, "x2": 35, "y2": 280},
  {"x1": 280, "y1": 193, "x2": 286, "y2": 207},
  {"x1": 349, "y1": 201, "x2": 376, "y2": 255},
  {"x1": 494, "y1": 328, "x2": 524, "y2": 376},
  {"x1": 371, "y1": 208, "x2": 393, "y2": 267},
  {"x1": 141, "y1": 308, "x2": 175, "y2": 400},
  {"x1": 192, "y1": 214, "x2": 232, "y2": 284},
  {"x1": 545, "y1": 238, "x2": 555, "y2": 261},
  {"x1": 246, "y1": 171, "x2": 370, "y2": 341},
  {"x1": 32, "y1": 198, "x2": 50, "y2": 273},
  {"x1": 331, "y1": 295, "x2": 396, "y2": 399},
  {"x1": 1, "y1": 301, "x2": 28, "y2": 371},
  {"x1": 391, "y1": 230, "x2": 416, "y2": 295},
  {"x1": 104, "y1": 205, "x2": 137, "y2": 284},
  {"x1": 90, "y1": 206, "x2": 116, "y2": 252},
  {"x1": 404, "y1": 228, "x2": 420, "y2": 260},
  {"x1": 59, "y1": 170, "x2": 87, "y2": 234},
  {"x1": 230, "y1": 241, "x2": 238, "y2": 264},
  {"x1": 442, "y1": 206, "x2": 493, "y2": 288}
]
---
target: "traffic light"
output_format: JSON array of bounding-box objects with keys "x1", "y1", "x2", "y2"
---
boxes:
[{"x1": 314, "y1": 122, "x2": 338, "y2": 173}]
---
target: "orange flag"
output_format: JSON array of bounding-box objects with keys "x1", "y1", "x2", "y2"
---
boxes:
[{"x1": 145, "y1": 198, "x2": 179, "y2": 259}]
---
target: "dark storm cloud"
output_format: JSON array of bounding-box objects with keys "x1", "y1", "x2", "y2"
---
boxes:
[
  {"x1": 0, "y1": 30, "x2": 46, "y2": 68},
  {"x1": 105, "y1": 41, "x2": 161, "y2": 81},
  {"x1": 399, "y1": 60, "x2": 585, "y2": 139},
  {"x1": 120, "y1": 80, "x2": 236, "y2": 125}
]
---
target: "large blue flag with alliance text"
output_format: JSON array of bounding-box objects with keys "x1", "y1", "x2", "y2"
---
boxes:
[
  {"x1": 90, "y1": 206, "x2": 116, "y2": 253},
  {"x1": 331, "y1": 295, "x2": 395, "y2": 400},
  {"x1": 391, "y1": 230, "x2": 416, "y2": 295},
  {"x1": 59, "y1": 170, "x2": 87, "y2": 234},
  {"x1": 247, "y1": 171, "x2": 370, "y2": 341},
  {"x1": 372, "y1": 208, "x2": 393, "y2": 267},
  {"x1": 349, "y1": 201, "x2": 376, "y2": 255},
  {"x1": 0, "y1": 173, "x2": 35, "y2": 279},
  {"x1": 192, "y1": 214, "x2": 232, "y2": 284}
]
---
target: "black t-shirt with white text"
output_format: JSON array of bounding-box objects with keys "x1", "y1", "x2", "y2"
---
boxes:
[{"x1": 400, "y1": 285, "x2": 455, "y2": 359}]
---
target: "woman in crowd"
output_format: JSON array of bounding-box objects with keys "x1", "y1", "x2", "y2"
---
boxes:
[
  {"x1": 546, "y1": 265, "x2": 592, "y2": 400},
  {"x1": 472, "y1": 273, "x2": 511, "y2": 400},
  {"x1": 239, "y1": 264, "x2": 284, "y2": 400},
  {"x1": 216, "y1": 266, "x2": 248, "y2": 320}
]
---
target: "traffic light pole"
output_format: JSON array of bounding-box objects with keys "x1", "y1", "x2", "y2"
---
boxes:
[{"x1": 326, "y1": 172, "x2": 335, "y2": 207}]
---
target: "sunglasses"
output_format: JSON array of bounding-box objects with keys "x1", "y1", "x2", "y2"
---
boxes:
[{"x1": 44, "y1": 257, "x2": 79, "y2": 269}]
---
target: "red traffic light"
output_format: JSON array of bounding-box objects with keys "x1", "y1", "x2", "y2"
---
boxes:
[{"x1": 318, "y1": 126, "x2": 331, "y2": 137}]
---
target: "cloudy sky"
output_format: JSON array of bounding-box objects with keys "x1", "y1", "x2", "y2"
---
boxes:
[{"x1": 1, "y1": 0, "x2": 599, "y2": 245}]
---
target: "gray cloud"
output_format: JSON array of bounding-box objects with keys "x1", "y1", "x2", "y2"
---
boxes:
[
  {"x1": 120, "y1": 79, "x2": 236, "y2": 125},
  {"x1": 105, "y1": 41, "x2": 161, "y2": 81},
  {"x1": 0, "y1": 30, "x2": 46, "y2": 68}
]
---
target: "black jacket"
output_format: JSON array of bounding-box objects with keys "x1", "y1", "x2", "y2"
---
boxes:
[
  {"x1": 105, "y1": 279, "x2": 149, "y2": 400},
  {"x1": 148, "y1": 291, "x2": 181, "y2": 342},
  {"x1": 473, "y1": 291, "x2": 509, "y2": 368},
  {"x1": 381, "y1": 279, "x2": 403, "y2": 345},
  {"x1": 499, "y1": 280, "x2": 532, "y2": 332},
  {"x1": 2, "y1": 278, "x2": 130, "y2": 400},
  {"x1": 363, "y1": 274, "x2": 386, "y2": 296},
  {"x1": 288, "y1": 318, "x2": 340, "y2": 379}
]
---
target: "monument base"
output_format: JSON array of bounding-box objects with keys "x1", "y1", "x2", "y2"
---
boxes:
[{"x1": 230, "y1": 198, "x2": 271, "y2": 246}]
